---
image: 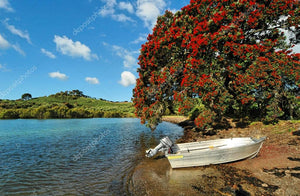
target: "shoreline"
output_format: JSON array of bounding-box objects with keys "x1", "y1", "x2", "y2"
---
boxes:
[{"x1": 128, "y1": 116, "x2": 300, "y2": 195}]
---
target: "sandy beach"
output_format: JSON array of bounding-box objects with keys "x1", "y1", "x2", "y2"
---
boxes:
[{"x1": 128, "y1": 117, "x2": 300, "y2": 195}]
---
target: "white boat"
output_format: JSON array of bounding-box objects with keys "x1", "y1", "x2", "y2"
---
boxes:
[{"x1": 146, "y1": 136, "x2": 266, "y2": 168}]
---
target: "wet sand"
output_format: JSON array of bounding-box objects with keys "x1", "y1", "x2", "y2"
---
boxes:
[{"x1": 128, "y1": 118, "x2": 300, "y2": 195}]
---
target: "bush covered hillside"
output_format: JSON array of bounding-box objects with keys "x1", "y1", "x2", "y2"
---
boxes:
[{"x1": 0, "y1": 90, "x2": 135, "y2": 119}]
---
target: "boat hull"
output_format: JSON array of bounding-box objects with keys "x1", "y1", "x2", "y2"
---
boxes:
[{"x1": 166, "y1": 137, "x2": 265, "y2": 168}]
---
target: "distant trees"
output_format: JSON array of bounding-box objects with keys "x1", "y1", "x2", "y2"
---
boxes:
[
  {"x1": 50, "y1": 90, "x2": 89, "y2": 99},
  {"x1": 22, "y1": 93, "x2": 32, "y2": 100},
  {"x1": 133, "y1": 0, "x2": 300, "y2": 130}
]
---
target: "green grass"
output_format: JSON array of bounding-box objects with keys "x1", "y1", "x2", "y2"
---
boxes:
[{"x1": 0, "y1": 91, "x2": 135, "y2": 119}]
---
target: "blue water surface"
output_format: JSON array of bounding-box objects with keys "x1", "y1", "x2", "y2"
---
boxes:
[{"x1": 0, "y1": 118, "x2": 183, "y2": 195}]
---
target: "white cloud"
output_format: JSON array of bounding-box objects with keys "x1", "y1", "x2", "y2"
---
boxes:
[
  {"x1": 3, "y1": 19, "x2": 31, "y2": 44},
  {"x1": 131, "y1": 34, "x2": 147, "y2": 44},
  {"x1": 85, "y1": 77, "x2": 99, "y2": 84},
  {"x1": 112, "y1": 13, "x2": 133, "y2": 22},
  {"x1": 0, "y1": 0, "x2": 14, "y2": 12},
  {"x1": 41, "y1": 48, "x2": 56, "y2": 59},
  {"x1": 99, "y1": 0, "x2": 116, "y2": 17},
  {"x1": 110, "y1": 44, "x2": 137, "y2": 68},
  {"x1": 0, "y1": 33, "x2": 25, "y2": 55},
  {"x1": 49, "y1": 71, "x2": 69, "y2": 80},
  {"x1": 54, "y1": 35, "x2": 98, "y2": 61},
  {"x1": 0, "y1": 34, "x2": 10, "y2": 49},
  {"x1": 11, "y1": 44, "x2": 25, "y2": 56},
  {"x1": 99, "y1": 0, "x2": 134, "y2": 22},
  {"x1": 169, "y1": 9, "x2": 179, "y2": 14},
  {"x1": 123, "y1": 54, "x2": 136, "y2": 68},
  {"x1": 136, "y1": 0, "x2": 166, "y2": 29},
  {"x1": 119, "y1": 71, "x2": 136, "y2": 87},
  {"x1": 119, "y1": 2, "x2": 134, "y2": 13}
]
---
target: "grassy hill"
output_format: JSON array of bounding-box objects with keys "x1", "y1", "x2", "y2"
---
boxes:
[{"x1": 0, "y1": 90, "x2": 135, "y2": 119}]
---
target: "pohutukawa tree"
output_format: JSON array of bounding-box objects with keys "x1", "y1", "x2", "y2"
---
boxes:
[{"x1": 133, "y1": 0, "x2": 300, "y2": 130}]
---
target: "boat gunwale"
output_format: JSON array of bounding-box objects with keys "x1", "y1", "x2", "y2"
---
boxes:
[{"x1": 168, "y1": 137, "x2": 266, "y2": 156}]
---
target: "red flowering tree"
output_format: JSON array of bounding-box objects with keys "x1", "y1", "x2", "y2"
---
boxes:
[{"x1": 133, "y1": 0, "x2": 300, "y2": 130}]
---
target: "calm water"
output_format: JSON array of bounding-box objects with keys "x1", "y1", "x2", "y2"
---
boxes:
[{"x1": 0, "y1": 118, "x2": 183, "y2": 195}]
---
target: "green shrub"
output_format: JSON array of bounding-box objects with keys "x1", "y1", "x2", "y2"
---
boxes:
[{"x1": 0, "y1": 109, "x2": 19, "y2": 119}]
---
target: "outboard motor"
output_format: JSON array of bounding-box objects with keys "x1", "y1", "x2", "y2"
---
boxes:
[{"x1": 145, "y1": 136, "x2": 173, "y2": 158}]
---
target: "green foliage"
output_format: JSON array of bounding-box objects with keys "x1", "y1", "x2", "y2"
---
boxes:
[
  {"x1": 0, "y1": 109, "x2": 19, "y2": 119},
  {"x1": 133, "y1": 0, "x2": 300, "y2": 130},
  {"x1": 0, "y1": 90, "x2": 135, "y2": 119},
  {"x1": 188, "y1": 99, "x2": 206, "y2": 121},
  {"x1": 18, "y1": 108, "x2": 34, "y2": 119}
]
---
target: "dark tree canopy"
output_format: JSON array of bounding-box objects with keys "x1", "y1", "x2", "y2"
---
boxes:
[
  {"x1": 133, "y1": 0, "x2": 300, "y2": 130},
  {"x1": 22, "y1": 93, "x2": 32, "y2": 100},
  {"x1": 50, "y1": 90, "x2": 88, "y2": 99}
]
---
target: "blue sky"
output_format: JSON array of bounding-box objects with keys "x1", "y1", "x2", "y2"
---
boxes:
[
  {"x1": 0, "y1": 0, "x2": 299, "y2": 102},
  {"x1": 0, "y1": 0, "x2": 189, "y2": 101}
]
